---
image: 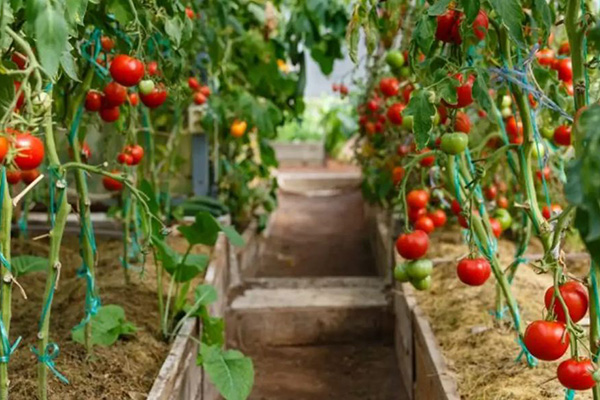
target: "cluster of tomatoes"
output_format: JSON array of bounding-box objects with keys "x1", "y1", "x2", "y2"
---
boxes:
[
  {"x1": 116, "y1": 144, "x2": 144, "y2": 166},
  {"x1": 332, "y1": 83, "x2": 349, "y2": 97},
  {"x1": 85, "y1": 40, "x2": 168, "y2": 122},
  {"x1": 189, "y1": 78, "x2": 212, "y2": 105},
  {"x1": 535, "y1": 41, "x2": 574, "y2": 95},
  {"x1": 435, "y1": 9, "x2": 489, "y2": 44},
  {"x1": 0, "y1": 129, "x2": 44, "y2": 186}
]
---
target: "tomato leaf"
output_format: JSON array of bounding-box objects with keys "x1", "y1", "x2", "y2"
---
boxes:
[
  {"x1": 532, "y1": 0, "x2": 553, "y2": 44},
  {"x1": 427, "y1": 0, "x2": 451, "y2": 16},
  {"x1": 0, "y1": 75, "x2": 15, "y2": 117},
  {"x1": 472, "y1": 72, "x2": 492, "y2": 114},
  {"x1": 488, "y1": 0, "x2": 525, "y2": 48},
  {"x1": 165, "y1": 16, "x2": 183, "y2": 48},
  {"x1": 413, "y1": 15, "x2": 436, "y2": 55},
  {"x1": 65, "y1": 0, "x2": 87, "y2": 25},
  {"x1": 403, "y1": 89, "x2": 435, "y2": 150},
  {"x1": 106, "y1": 0, "x2": 134, "y2": 25},
  {"x1": 60, "y1": 49, "x2": 79, "y2": 82},
  {"x1": 460, "y1": 0, "x2": 480, "y2": 24},
  {"x1": 34, "y1": 3, "x2": 68, "y2": 78}
]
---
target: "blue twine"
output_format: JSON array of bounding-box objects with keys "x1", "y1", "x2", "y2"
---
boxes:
[
  {"x1": 68, "y1": 106, "x2": 84, "y2": 147},
  {"x1": 488, "y1": 307, "x2": 508, "y2": 319},
  {"x1": 515, "y1": 336, "x2": 538, "y2": 367},
  {"x1": 81, "y1": 29, "x2": 109, "y2": 78},
  {"x1": 30, "y1": 343, "x2": 69, "y2": 384},
  {"x1": 73, "y1": 264, "x2": 101, "y2": 331},
  {"x1": 0, "y1": 318, "x2": 21, "y2": 364},
  {"x1": 565, "y1": 389, "x2": 575, "y2": 400},
  {"x1": 591, "y1": 264, "x2": 600, "y2": 363}
]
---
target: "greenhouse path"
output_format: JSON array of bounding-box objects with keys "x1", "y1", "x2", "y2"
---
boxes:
[{"x1": 227, "y1": 166, "x2": 408, "y2": 400}]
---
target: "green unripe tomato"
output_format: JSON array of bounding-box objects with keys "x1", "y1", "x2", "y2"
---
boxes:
[
  {"x1": 406, "y1": 259, "x2": 433, "y2": 280},
  {"x1": 541, "y1": 126, "x2": 554, "y2": 140},
  {"x1": 139, "y1": 79, "x2": 155, "y2": 95},
  {"x1": 386, "y1": 50, "x2": 405, "y2": 69},
  {"x1": 394, "y1": 263, "x2": 410, "y2": 282},
  {"x1": 501, "y1": 95, "x2": 512, "y2": 109},
  {"x1": 494, "y1": 209, "x2": 512, "y2": 231},
  {"x1": 432, "y1": 111, "x2": 440, "y2": 126},
  {"x1": 531, "y1": 142, "x2": 545, "y2": 159},
  {"x1": 501, "y1": 107, "x2": 512, "y2": 119},
  {"x1": 440, "y1": 132, "x2": 469, "y2": 155},
  {"x1": 411, "y1": 275, "x2": 432, "y2": 291},
  {"x1": 400, "y1": 66, "x2": 411, "y2": 78},
  {"x1": 427, "y1": 91, "x2": 436, "y2": 104},
  {"x1": 402, "y1": 115, "x2": 414, "y2": 131}
]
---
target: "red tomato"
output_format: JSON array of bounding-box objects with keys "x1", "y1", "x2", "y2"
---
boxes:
[
  {"x1": 0, "y1": 137, "x2": 8, "y2": 163},
  {"x1": 146, "y1": 61, "x2": 159, "y2": 76},
  {"x1": 110, "y1": 55, "x2": 145, "y2": 87},
  {"x1": 339, "y1": 85, "x2": 349, "y2": 96},
  {"x1": 140, "y1": 85, "x2": 168, "y2": 108},
  {"x1": 536, "y1": 49, "x2": 555, "y2": 67},
  {"x1": 438, "y1": 104, "x2": 448, "y2": 124},
  {"x1": 185, "y1": 7, "x2": 196, "y2": 19},
  {"x1": 472, "y1": 10, "x2": 489, "y2": 41},
  {"x1": 544, "y1": 281, "x2": 588, "y2": 323},
  {"x1": 332, "y1": 84, "x2": 339, "y2": 92},
  {"x1": 554, "y1": 125, "x2": 571, "y2": 146},
  {"x1": 396, "y1": 230, "x2": 429, "y2": 260},
  {"x1": 367, "y1": 100, "x2": 379, "y2": 112},
  {"x1": 188, "y1": 77, "x2": 201, "y2": 91},
  {"x1": 451, "y1": 199, "x2": 462, "y2": 215},
  {"x1": 419, "y1": 148, "x2": 435, "y2": 167},
  {"x1": 542, "y1": 204, "x2": 563, "y2": 220},
  {"x1": 457, "y1": 258, "x2": 491, "y2": 286},
  {"x1": 407, "y1": 190, "x2": 430, "y2": 209},
  {"x1": 14, "y1": 133, "x2": 44, "y2": 170},
  {"x1": 536, "y1": 166, "x2": 551, "y2": 182},
  {"x1": 563, "y1": 81, "x2": 574, "y2": 96},
  {"x1": 200, "y1": 86, "x2": 211, "y2": 97},
  {"x1": 387, "y1": 103, "x2": 404, "y2": 125},
  {"x1": 397, "y1": 144, "x2": 411, "y2": 157},
  {"x1": 505, "y1": 116, "x2": 523, "y2": 144},
  {"x1": 128, "y1": 145, "x2": 144, "y2": 165},
  {"x1": 454, "y1": 111, "x2": 471, "y2": 133},
  {"x1": 85, "y1": 91, "x2": 103, "y2": 112},
  {"x1": 11, "y1": 52, "x2": 27, "y2": 70},
  {"x1": 99, "y1": 106, "x2": 120, "y2": 123},
  {"x1": 408, "y1": 207, "x2": 427, "y2": 223},
  {"x1": 128, "y1": 93, "x2": 139, "y2": 106},
  {"x1": 458, "y1": 214, "x2": 469, "y2": 229},
  {"x1": 194, "y1": 92, "x2": 207, "y2": 105},
  {"x1": 489, "y1": 218, "x2": 502, "y2": 238},
  {"x1": 435, "y1": 9, "x2": 462, "y2": 44},
  {"x1": 117, "y1": 152, "x2": 133, "y2": 165},
  {"x1": 103, "y1": 82, "x2": 127, "y2": 107},
  {"x1": 14, "y1": 81, "x2": 24, "y2": 110},
  {"x1": 558, "y1": 42, "x2": 571, "y2": 56},
  {"x1": 444, "y1": 74, "x2": 475, "y2": 108},
  {"x1": 524, "y1": 321, "x2": 569, "y2": 361},
  {"x1": 555, "y1": 58, "x2": 573, "y2": 82},
  {"x1": 557, "y1": 358, "x2": 596, "y2": 391},
  {"x1": 102, "y1": 172, "x2": 124, "y2": 192},
  {"x1": 21, "y1": 169, "x2": 40, "y2": 185},
  {"x1": 403, "y1": 85, "x2": 414, "y2": 104},
  {"x1": 365, "y1": 122, "x2": 376, "y2": 135},
  {"x1": 6, "y1": 170, "x2": 21, "y2": 185},
  {"x1": 392, "y1": 166, "x2": 405, "y2": 185},
  {"x1": 428, "y1": 210, "x2": 447, "y2": 228},
  {"x1": 497, "y1": 196, "x2": 509, "y2": 209},
  {"x1": 100, "y1": 36, "x2": 115, "y2": 52},
  {"x1": 379, "y1": 77, "x2": 400, "y2": 98},
  {"x1": 528, "y1": 93, "x2": 538, "y2": 108},
  {"x1": 415, "y1": 216, "x2": 435, "y2": 234},
  {"x1": 484, "y1": 185, "x2": 497, "y2": 201}
]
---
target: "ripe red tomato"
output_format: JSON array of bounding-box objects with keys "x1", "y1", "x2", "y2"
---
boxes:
[
  {"x1": 110, "y1": 55, "x2": 145, "y2": 87},
  {"x1": 14, "y1": 133, "x2": 44, "y2": 170},
  {"x1": 11, "y1": 52, "x2": 27, "y2": 70},
  {"x1": 339, "y1": 85, "x2": 349, "y2": 96},
  {"x1": 536, "y1": 166, "x2": 551, "y2": 182},
  {"x1": 536, "y1": 48, "x2": 555, "y2": 66},
  {"x1": 146, "y1": 61, "x2": 159, "y2": 76},
  {"x1": 554, "y1": 125, "x2": 571, "y2": 146},
  {"x1": 185, "y1": 7, "x2": 196, "y2": 19},
  {"x1": 367, "y1": 99, "x2": 379, "y2": 112},
  {"x1": 128, "y1": 93, "x2": 139, "y2": 106},
  {"x1": 188, "y1": 77, "x2": 201, "y2": 91},
  {"x1": 457, "y1": 258, "x2": 491, "y2": 286},
  {"x1": 102, "y1": 172, "x2": 124, "y2": 192},
  {"x1": 544, "y1": 281, "x2": 588, "y2": 323},
  {"x1": 484, "y1": 185, "x2": 497, "y2": 201},
  {"x1": 374, "y1": 122, "x2": 384, "y2": 133},
  {"x1": 387, "y1": 103, "x2": 404, "y2": 125},
  {"x1": 0, "y1": 137, "x2": 8, "y2": 163},
  {"x1": 379, "y1": 77, "x2": 400, "y2": 98},
  {"x1": 454, "y1": 111, "x2": 471, "y2": 133},
  {"x1": 472, "y1": 10, "x2": 489, "y2": 41},
  {"x1": 444, "y1": 74, "x2": 475, "y2": 108},
  {"x1": 100, "y1": 36, "x2": 115, "y2": 52},
  {"x1": 524, "y1": 320, "x2": 569, "y2": 361},
  {"x1": 497, "y1": 196, "x2": 509, "y2": 209},
  {"x1": 555, "y1": 59, "x2": 573, "y2": 82},
  {"x1": 6, "y1": 170, "x2": 21, "y2": 185},
  {"x1": 558, "y1": 41, "x2": 571, "y2": 56},
  {"x1": 396, "y1": 230, "x2": 429, "y2": 260},
  {"x1": 103, "y1": 82, "x2": 127, "y2": 107},
  {"x1": 542, "y1": 204, "x2": 562, "y2": 220},
  {"x1": 14, "y1": 81, "x2": 24, "y2": 110},
  {"x1": 128, "y1": 145, "x2": 144, "y2": 165},
  {"x1": 415, "y1": 216, "x2": 435, "y2": 234},
  {"x1": 392, "y1": 166, "x2": 405, "y2": 185},
  {"x1": 21, "y1": 169, "x2": 40, "y2": 185},
  {"x1": 557, "y1": 358, "x2": 596, "y2": 390},
  {"x1": 451, "y1": 199, "x2": 462, "y2": 215},
  {"x1": 489, "y1": 218, "x2": 502, "y2": 238},
  {"x1": 194, "y1": 92, "x2": 207, "y2": 105},
  {"x1": 85, "y1": 91, "x2": 103, "y2": 112},
  {"x1": 117, "y1": 152, "x2": 133, "y2": 165},
  {"x1": 332, "y1": 84, "x2": 339, "y2": 92},
  {"x1": 435, "y1": 9, "x2": 462, "y2": 44},
  {"x1": 140, "y1": 85, "x2": 168, "y2": 108},
  {"x1": 200, "y1": 86, "x2": 211, "y2": 97},
  {"x1": 407, "y1": 190, "x2": 430, "y2": 209},
  {"x1": 419, "y1": 149, "x2": 435, "y2": 167},
  {"x1": 408, "y1": 207, "x2": 427, "y2": 223},
  {"x1": 365, "y1": 122, "x2": 376, "y2": 135},
  {"x1": 428, "y1": 210, "x2": 447, "y2": 228},
  {"x1": 99, "y1": 106, "x2": 120, "y2": 123},
  {"x1": 458, "y1": 214, "x2": 469, "y2": 229},
  {"x1": 506, "y1": 116, "x2": 523, "y2": 144},
  {"x1": 403, "y1": 85, "x2": 414, "y2": 104}
]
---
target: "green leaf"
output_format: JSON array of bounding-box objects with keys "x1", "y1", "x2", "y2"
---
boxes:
[
  {"x1": 460, "y1": 0, "x2": 480, "y2": 23},
  {"x1": 0, "y1": 75, "x2": 15, "y2": 117},
  {"x1": 177, "y1": 211, "x2": 221, "y2": 246},
  {"x1": 165, "y1": 17, "x2": 183, "y2": 48},
  {"x1": 60, "y1": 51, "x2": 79, "y2": 81},
  {"x1": 199, "y1": 344, "x2": 254, "y2": 400},
  {"x1": 472, "y1": 73, "x2": 492, "y2": 114},
  {"x1": 65, "y1": 0, "x2": 87, "y2": 25},
  {"x1": 106, "y1": 0, "x2": 134, "y2": 25},
  {"x1": 220, "y1": 225, "x2": 245, "y2": 247},
  {"x1": 403, "y1": 90, "x2": 435, "y2": 150},
  {"x1": 438, "y1": 76, "x2": 458, "y2": 105},
  {"x1": 72, "y1": 305, "x2": 136, "y2": 347},
  {"x1": 201, "y1": 315, "x2": 225, "y2": 347},
  {"x1": 195, "y1": 284, "x2": 218, "y2": 305},
  {"x1": 532, "y1": 0, "x2": 553, "y2": 43},
  {"x1": 11, "y1": 256, "x2": 47, "y2": 277},
  {"x1": 427, "y1": 0, "x2": 451, "y2": 16},
  {"x1": 152, "y1": 237, "x2": 209, "y2": 282},
  {"x1": 34, "y1": 3, "x2": 68, "y2": 78},
  {"x1": 488, "y1": 0, "x2": 525, "y2": 48},
  {"x1": 413, "y1": 15, "x2": 436, "y2": 55}
]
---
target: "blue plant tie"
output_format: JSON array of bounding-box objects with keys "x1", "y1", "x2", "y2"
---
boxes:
[
  {"x1": 73, "y1": 263, "x2": 101, "y2": 331},
  {"x1": 81, "y1": 28, "x2": 109, "y2": 78},
  {"x1": 0, "y1": 169, "x2": 12, "y2": 274},
  {"x1": 488, "y1": 307, "x2": 508, "y2": 320},
  {"x1": 30, "y1": 343, "x2": 69, "y2": 384},
  {"x1": 515, "y1": 336, "x2": 538, "y2": 367},
  {"x1": 68, "y1": 106, "x2": 84, "y2": 147},
  {"x1": 565, "y1": 389, "x2": 575, "y2": 400},
  {"x1": 591, "y1": 263, "x2": 600, "y2": 363},
  {"x1": 0, "y1": 317, "x2": 21, "y2": 363}
]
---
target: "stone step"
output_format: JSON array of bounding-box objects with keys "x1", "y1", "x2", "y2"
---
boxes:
[
  {"x1": 226, "y1": 278, "x2": 392, "y2": 349},
  {"x1": 275, "y1": 171, "x2": 362, "y2": 195}
]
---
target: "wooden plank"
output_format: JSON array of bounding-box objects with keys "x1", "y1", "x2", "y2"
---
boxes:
[{"x1": 394, "y1": 283, "x2": 416, "y2": 400}]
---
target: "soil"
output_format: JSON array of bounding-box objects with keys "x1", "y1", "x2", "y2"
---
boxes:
[
  {"x1": 8, "y1": 236, "x2": 173, "y2": 400},
  {"x1": 256, "y1": 189, "x2": 376, "y2": 277},
  {"x1": 408, "y1": 226, "x2": 592, "y2": 400}
]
